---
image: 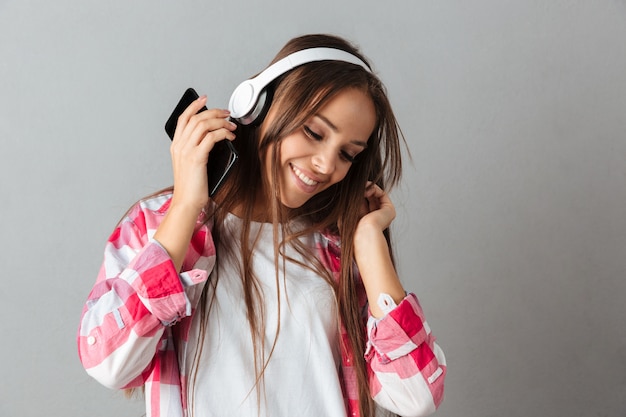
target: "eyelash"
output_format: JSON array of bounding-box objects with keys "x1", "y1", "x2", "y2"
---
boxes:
[
  {"x1": 304, "y1": 126, "x2": 322, "y2": 141},
  {"x1": 303, "y1": 126, "x2": 357, "y2": 163}
]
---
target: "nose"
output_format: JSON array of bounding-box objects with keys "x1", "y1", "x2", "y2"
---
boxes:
[{"x1": 312, "y1": 148, "x2": 336, "y2": 175}]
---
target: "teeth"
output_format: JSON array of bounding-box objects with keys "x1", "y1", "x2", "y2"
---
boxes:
[{"x1": 292, "y1": 165, "x2": 318, "y2": 186}]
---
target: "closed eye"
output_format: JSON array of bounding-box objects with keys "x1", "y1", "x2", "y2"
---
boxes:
[
  {"x1": 303, "y1": 126, "x2": 322, "y2": 141},
  {"x1": 304, "y1": 125, "x2": 359, "y2": 164},
  {"x1": 340, "y1": 151, "x2": 357, "y2": 163}
]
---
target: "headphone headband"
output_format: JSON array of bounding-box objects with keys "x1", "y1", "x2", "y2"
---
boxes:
[{"x1": 228, "y1": 47, "x2": 371, "y2": 125}]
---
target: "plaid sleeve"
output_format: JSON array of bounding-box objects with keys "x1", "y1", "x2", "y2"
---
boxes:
[
  {"x1": 77, "y1": 195, "x2": 214, "y2": 390},
  {"x1": 365, "y1": 293, "x2": 446, "y2": 417}
]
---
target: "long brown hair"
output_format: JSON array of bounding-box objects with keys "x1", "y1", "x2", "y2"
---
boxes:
[{"x1": 190, "y1": 34, "x2": 404, "y2": 417}]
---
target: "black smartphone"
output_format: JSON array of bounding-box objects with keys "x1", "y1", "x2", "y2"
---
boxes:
[{"x1": 165, "y1": 88, "x2": 239, "y2": 196}]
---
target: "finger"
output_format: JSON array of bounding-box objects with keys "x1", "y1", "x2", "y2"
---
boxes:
[
  {"x1": 363, "y1": 184, "x2": 394, "y2": 214},
  {"x1": 182, "y1": 108, "x2": 231, "y2": 134},
  {"x1": 365, "y1": 194, "x2": 381, "y2": 212},
  {"x1": 174, "y1": 117, "x2": 235, "y2": 161},
  {"x1": 175, "y1": 99, "x2": 230, "y2": 141},
  {"x1": 189, "y1": 107, "x2": 232, "y2": 124},
  {"x1": 176, "y1": 95, "x2": 209, "y2": 129},
  {"x1": 195, "y1": 127, "x2": 237, "y2": 158},
  {"x1": 364, "y1": 182, "x2": 385, "y2": 199},
  {"x1": 172, "y1": 126, "x2": 236, "y2": 169},
  {"x1": 361, "y1": 183, "x2": 379, "y2": 215},
  {"x1": 187, "y1": 116, "x2": 236, "y2": 145}
]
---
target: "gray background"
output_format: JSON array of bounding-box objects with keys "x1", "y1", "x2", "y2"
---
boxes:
[{"x1": 1, "y1": 1, "x2": 625, "y2": 416}]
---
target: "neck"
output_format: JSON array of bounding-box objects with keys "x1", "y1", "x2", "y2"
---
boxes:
[{"x1": 228, "y1": 189, "x2": 291, "y2": 224}]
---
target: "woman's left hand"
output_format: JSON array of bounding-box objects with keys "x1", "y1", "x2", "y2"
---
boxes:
[{"x1": 357, "y1": 182, "x2": 396, "y2": 232}]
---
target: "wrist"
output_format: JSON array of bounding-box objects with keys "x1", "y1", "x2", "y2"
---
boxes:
[
  {"x1": 168, "y1": 198, "x2": 206, "y2": 220},
  {"x1": 354, "y1": 220, "x2": 384, "y2": 243},
  {"x1": 354, "y1": 222, "x2": 386, "y2": 259}
]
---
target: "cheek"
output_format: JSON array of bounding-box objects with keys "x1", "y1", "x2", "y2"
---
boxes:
[
  {"x1": 329, "y1": 164, "x2": 352, "y2": 186},
  {"x1": 279, "y1": 135, "x2": 307, "y2": 159}
]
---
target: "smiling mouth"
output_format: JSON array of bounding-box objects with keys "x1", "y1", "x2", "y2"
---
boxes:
[{"x1": 291, "y1": 164, "x2": 319, "y2": 186}]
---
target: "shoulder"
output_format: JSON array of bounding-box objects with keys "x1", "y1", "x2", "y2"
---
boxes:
[
  {"x1": 124, "y1": 190, "x2": 213, "y2": 232},
  {"x1": 120, "y1": 190, "x2": 173, "y2": 232},
  {"x1": 137, "y1": 190, "x2": 174, "y2": 215}
]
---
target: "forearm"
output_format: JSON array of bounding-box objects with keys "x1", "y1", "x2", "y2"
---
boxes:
[
  {"x1": 153, "y1": 202, "x2": 202, "y2": 271},
  {"x1": 354, "y1": 222, "x2": 406, "y2": 318}
]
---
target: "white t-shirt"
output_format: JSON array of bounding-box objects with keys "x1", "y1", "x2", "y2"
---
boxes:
[{"x1": 185, "y1": 214, "x2": 347, "y2": 416}]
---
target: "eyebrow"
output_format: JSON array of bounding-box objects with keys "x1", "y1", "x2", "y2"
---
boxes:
[{"x1": 315, "y1": 114, "x2": 369, "y2": 148}]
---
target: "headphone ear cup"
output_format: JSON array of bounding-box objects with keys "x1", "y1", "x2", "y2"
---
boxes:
[
  {"x1": 234, "y1": 87, "x2": 274, "y2": 126},
  {"x1": 249, "y1": 87, "x2": 274, "y2": 126}
]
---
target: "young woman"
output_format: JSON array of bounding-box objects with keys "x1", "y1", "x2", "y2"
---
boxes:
[{"x1": 78, "y1": 34, "x2": 446, "y2": 417}]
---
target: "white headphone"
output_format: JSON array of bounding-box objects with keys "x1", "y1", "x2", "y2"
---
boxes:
[{"x1": 228, "y1": 47, "x2": 371, "y2": 125}]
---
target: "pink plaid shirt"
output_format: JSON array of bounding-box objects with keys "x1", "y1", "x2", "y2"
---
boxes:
[{"x1": 78, "y1": 192, "x2": 445, "y2": 417}]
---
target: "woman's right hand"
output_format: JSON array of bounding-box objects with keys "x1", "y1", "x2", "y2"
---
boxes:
[
  {"x1": 154, "y1": 95, "x2": 236, "y2": 270},
  {"x1": 169, "y1": 95, "x2": 237, "y2": 212}
]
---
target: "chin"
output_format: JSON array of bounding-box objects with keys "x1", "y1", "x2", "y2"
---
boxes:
[
  {"x1": 277, "y1": 185, "x2": 313, "y2": 209},
  {"x1": 280, "y1": 198, "x2": 308, "y2": 210}
]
